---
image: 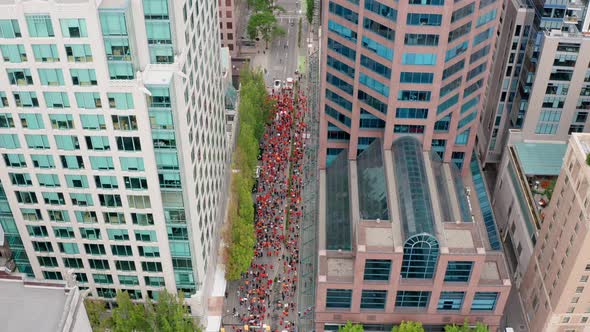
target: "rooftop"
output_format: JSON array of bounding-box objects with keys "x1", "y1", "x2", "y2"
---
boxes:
[
  {"x1": 513, "y1": 142, "x2": 567, "y2": 176},
  {"x1": 322, "y1": 137, "x2": 494, "y2": 252},
  {"x1": 0, "y1": 275, "x2": 91, "y2": 332}
]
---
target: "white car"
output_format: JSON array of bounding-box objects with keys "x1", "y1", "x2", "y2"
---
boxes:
[
  {"x1": 285, "y1": 77, "x2": 294, "y2": 90},
  {"x1": 273, "y1": 79, "x2": 282, "y2": 90}
]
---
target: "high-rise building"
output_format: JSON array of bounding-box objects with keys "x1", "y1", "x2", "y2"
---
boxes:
[
  {"x1": 315, "y1": 138, "x2": 511, "y2": 331},
  {"x1": 319, "y1": 0, "x2": 503, "y2": 170},
  {"x1": 478, "y1": 0, "x2": 590, "y2": 167},
  {"x1": 517, "y1": 133, "x2": 590, "y2": 331},
  {"x1": 218, "y1": 0, "x2": 238, "y2": 57},
  {"x1": 0, "y1": 0, "x2": 228, "y2": 317}
]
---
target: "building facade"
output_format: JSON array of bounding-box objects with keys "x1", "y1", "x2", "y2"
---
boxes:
[
  {"x1": 0, "y1": 0, "x2": 228, "y2": 318},
  {"x1": 218, "y1": 0, "x2": 238, "y2": 57},
  {"x1": 518, "y1": 133, "x2": 590, "y2": 331},
  {"x1": 315, "y1": 138, "x2": 510, "y2": 331},
  {"x1": 319, "y1": 0, "x2": 503, "y2": 171}
]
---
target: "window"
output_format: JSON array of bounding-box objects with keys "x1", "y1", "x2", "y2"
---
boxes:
[
  {"x1": 10, "y1": 173, "x2": 32, "y2": 186},
  {"x1": 48, "y1": 210, "x2": 69, "y2": 223},
  {"x1": 26, "y1": 15, "x2": 55, "y2": 37},
  {"x1": 53, "y1": 227, "x2": 74, "y2": 238},
  {"x1": 75, "y1": 92, "x2": 101, "y2": 109},
  {"x1": 135, "y1": 230, "x2": 157, "y2": 242},
  {"x1": 65, "y1": 44, "x2": 92, "y2": 62},
  {"x1": 440, "y1": 77, "x2": 462, "y2": 97},
  {"x1": 25, "y1": 134, "x2": 50, "y2": 149},
  {"x1": 326, "y1": 89, "x2": 352, "y2": 111},
  {"x1": 438, "y1": 292, "x2": 465, "y2": 311},
  {"x1": 32, "y1": 44, "x2": 59, "y2": 62},
  {"x1": 467, "y1": 63, "x2": 487, "y2": 81},
  {"x1": 124, "y1": 176, "x2": 148, "y2": 190},
  {"x1": 31, "y1": 154, "x2": 55, "y2": 168},
  {"x1": 107, "y1": 229, "x2": 129, "y2": 241},
  {"x1": 28, "y1": 225, "x2": 48, "y2": 237},
  {"x1": 451, "y1": 3, "x2": 475, "y2": 23},
  {"x1": 446, "y1": 41, "x2": 468, "y2": 62},
  {"x1": 0, "y1": 44, "x2": 27, "y2": 62},
  {"x1": 398, "y1": 90, "x2": 431, "y2": 102},
  {"x1": 358, "y1": 90, "x2": 387, "y2": 114},
  {"x1": 112, "y1": 115, "x2": 137, "y2": 130},
  {"x1": 116, "y1": 136, "x2": 142, "y2": 151},
  {"x1": 58, "y1": 242, "x2": 79, "y2": 254},
  {"x1": 139, "y1": 246, "x2": 160, "y2": 257},
  {"x1": 471, "y1": 292, "x2": 498, "y2": 311},
  {"x1": 141, "y1": 261, "x2": 163, "y2": 272},
  {"x1": 120, "y1": 157, "x2": 145, "y2": 171},
  {"x1": 7, "y1": 69, "x2": 33, "y2": 85},
  {"x1": 359, "y1": 73, "x2": 389, "y2": 97},
  {"x1": 361, "y1": 290, "x2": 387, "y2": 309},
  {"x1": 407, "y1": 13, "x2": 441, "y2": 26},
  {"x1": 13, "y1": 92, "x2": 39, "y2": 107},
  {"x1": 473, "y1": 27, "x2": 494, "y2": 46},
  {"x1": 328, "y1": 2, "x2": 359, "y2": 24},
  {"x1": 444, "y1": 261, "x2": 473, "y2": 282},
  {"x1": 111, "y1": 245, "x2": 133, "y2": 256},
  {"x1": 405, "y1": 33, "x2": 440, "y2": 48},
  {"x1": 20, "y1": 113, "x2": 44, "y2": 129},
  {"x1": 442, "y1": 60, "x2": 464, "y2": 80},
  {"x1": 360, "y1": 55, "x2": 391, "y2": 79},
  {"x1": 32, "y1": 241, "x2": 53, "y2": 252},
  {"x1": 133, "y1": 213, "x2": 154, "y2": 225},
  {"x1": 85, "y1": 136, "x2": 110, "y2": 151},
  {"x1": 38, "y1": 69, "x2": 64, "y2": 86},
  {"x1": 400, "y1": 72, "x2": 434, "y2": 84},
  {"x1": 44, "y1": 92, "x2": 69, "y2": 108},
  {"x1": 448, "y1": 22, "x2": 471, "y2": 43},
  {"x1": 60, "y1": 18, "x2": 87, "y2": 37},
  {"x1": 0, "y1": 19, "x2": 22, "y2": 38},
  {"x1": 327, "y1": 56, "x2": 355, "y2": 78},
  {"x1": 3, "y1": 154, "x2": 26, "y2": 167},
  {"x1": 409, "y1": 0, "x2": 443, "y2": 5},
  {"x1": 54, "y1": 135, "x2": 79, "y2": 150},
  {"x1": 326, "y1": 289, "x2": 353, "y2": 308},
  {"x1": 80, "y1": 114, "x2": 106, "y2": 130},
  {"x1": 63, "y1": 258, "x2": 84, "y2": 269},
  {"x1": 90, "y1": 156, "x2": 114, "y2": 170},
  {"x1": 43, "y1": 271, "x2": 63, "y2": 280},
  {"x1": 327, "y1": 20, "x2": 357, "y2": 43},
  {"x1": 99, "y1": 194, "x2": 122, "y2": 207},
  {"x1": 119, "y1": 275, "x2": 139, "y2": 286},
  {"x1": 364, "y1": 259, "x2": 392, "y2": 281},
  {"x1": 93, "y1": 274, "x2": 114, "y2": 284},
  {"x1": 0, "y1": 113, "x2": 14, "y2": 128},
  {"x1": 0, "y1": 134, "x2": 20, "y2": 149},
  {"x1": 65, "y1": 175, "x2": 88, "y2": 189},
  {"x1": 70, "y1": 69, "x2": 97, "y2": 86},
  {"x1": 395, "y1": 291, "x2": 431, "y2": 307},
  {"x1": 401, "y1": 234, "x2": 439, "y2": 278},
  {"x1": 85, "y1": 244, "x2": 107, "y2": 256},
  {"x1": 75, "y1": 211, "x2": 97, "y2": 224},
  {"x1": 94, "y1": 176, "x2": 118, "y2": 189},
  {"x1": 402, "y1": 53, "x2": 437, "y2": 65},
  {"x1": 70, "y1": 193, "x2": 93, "y2": 206},
  {"x1": 326, "y1": 73, "x2": 353, "y2": 95},
  {"x1": 365, "y1": 0, "x2": 397, "y2": 21},
  {"x1": 362, "y1": 36, "x2": 393, "y2": 60},
  {"x1": 477, "y1": 9, "x2": 497, "y2": 27},
  {"x1": 104, "y1": 212, "x2": 126, "y2": 224},
  {"x1": 363, "y1": 18, "x2": 394, "y2": 41},
  {"x1": 327, "y1": 38, "x2": 356, "y2": 60},
  {"x1": 49, "y1": 114, "x2": 74, "y2": 129},
  {"x1": 108, "y1": 62, "x2": 134, "y2": 80},
  {"x1": 394, "y1": 124, "x2": 425, "y2": 133},
  {"x1": 37, "y1": 174, "x2": 60, "y2": 187}
]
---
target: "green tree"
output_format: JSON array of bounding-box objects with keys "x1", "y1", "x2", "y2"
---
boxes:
[
  {"x1": 306, "y1": 0, "x2": 314, "y2": 24},
  {"x1": 392, "y1": 321, "x2": 425, "y2": 332},
  {"x1": 247, "y1": 11, "x2": 286, "y2": 48},
  {"x1": 84, "y1": 298, "x2": 108, "y2": 331},
  {"x1": 111, "y1": 291, "x2": 149, "y2": 332},
  {"x1": 444, "y1": 321, "x2": 489, "y2": 332},
  {"x1": 473, "y1": 322, "x2": 489, "y2": 332},
  {"x1": 338, "y1": 321, "x2": 364, "y2": 332},
  {"x1": 146, "y1": 291, "x2": 199, "y2": 332}
]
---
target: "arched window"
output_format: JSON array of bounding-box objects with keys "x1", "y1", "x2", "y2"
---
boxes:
[{"x1": 401, "y1": 233, "x2": 439, "y2": 279}]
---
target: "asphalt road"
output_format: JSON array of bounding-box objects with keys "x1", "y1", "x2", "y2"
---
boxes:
[{"x1": 265, "y1": 0, "x2": 304, "y2": 86}]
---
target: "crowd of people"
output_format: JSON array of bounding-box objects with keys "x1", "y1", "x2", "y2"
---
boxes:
[{"x1": 228, "y1": 87, "x2": 308, "y2": 332}]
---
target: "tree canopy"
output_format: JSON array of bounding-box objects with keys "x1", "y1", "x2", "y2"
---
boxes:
[
  {"x1": 246, "y1": 0, "x2": 286, "y2": 48},
  {"x1": 338, "y1": 321, "x2": 365, "y2": 332},
  {"x1": 84, "y1": 291, "x2": 201, "y2": 332},
  {"x1": 331, "y1": 320, "x2": 490, "y2": 332},
  {"x1": 392, "y1": 321, "x2": 425, "y2": 332}
]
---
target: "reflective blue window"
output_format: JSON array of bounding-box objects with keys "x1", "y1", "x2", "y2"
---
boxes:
[
  {"x1": 471, "y1": 292, "x2": 498, "y2": 311},
  {"x1": 445, "y1": 41, "x2": 468, "y2": 62},
  {"x1": 396, "y1": 108, "x2": 428, "y2": 119},
  {"x1": 435, "y1": 114, "x2": 451, "y2": 132},
  {"x1": 437, "y1": 94, "x2": 459, "y2": 114},
  {"x1": 409, "y1": 0, "x2": 443, "y2": 5},
  {"x1": 451, "y1": 3, "x2": 475, "y2": 23},
  {"x1": 476, "y1": 9, "x2": 497, "y2": 27},
  {"x1": 401, "y1": 234, "x2": 439, "y2": 278},
  {"x1": 458, "y1": 111, "x2": 477, "y2": 128},
  {"x1": 327, "y1": 55, "x2": 355, "y2": 78},
  {"x1": 444, "y1": 261, "x2": 473, "y2": 282},
  {"x1": 328, "y1": 38, "x2": 356, "y2": 60},
  {"x1": 398, "y1": 90, "x2": 431, "y2": 102},
  {"x1": 455, "y1": 128, "x2": 470, "y2": 145},
  {"x1": 402, "y1": 53, "x2": 437, "y2": 65},
  {"x1": 360, "y1": 73, "x2": 389, "y2": 97},
  {"x1": 362, "y1": 36, "x2": 393, "y2": 61},
  {"x1": 364, "y1": 259, "x2": 391, "y2": 280},
  {"x1": 442, "y1": 59, "x2": 464, "y2": 80},
  {"x1": 440, "y1": 77, "x2": 462, "y2": 97},
  {"x1": 325, "y1": 105, "x2": 351, "y2": 127},
  {"x1": 326, "y1": 89, "x2": 352, "y2": 111},
  {"x1": 464, "y1": 79, "x2": 483, "y2": 97},
  {"x1": 361, "y1": 290, "x2": 387, "y2": 309},
  {"x1": 400, "y1": 72, "x2": 433, "y2": 84},
  {"x1": 473, "y1": 27, "x2": 494, "y2": 46},
  {"x1": 0, "y1": 44, "x2": 26, "y2": 62},
  {"x1": 363, "y1": 18, "x2": 395, "y2": 41},
  {"x1": 395, "y1": 291, "x2": 431, "y2": 307},
  {"x1": 361, "y1": 55, "x2": 391, "y2": 79},
  {"x1": 326, "y1": 289, "x2": 353, "y2": 308},
  {"x1": 44, "y1": 92, "x2": 69, "y2": 108},
  {"x1": 0, "y1": 20, "x2": 21, "y2": 38},
  {"x1": 328, "y1": 20, "x2": 357, "y2": 42},
  {"x1": 407, "y1": 13, "x2": 442, "y2": 26},
  {"x1": 60, "y1": 19, "x2": 87, "y2": 38},
  {"x1": 394, "y1": 124, "x2": 425, "y2": 133},
  {"x1": 404, "y1": 33, "x2": 439, "y2": 46},
  {"x1": 470, "y1": 45, "x2": 490, "y2": 64},
  {"x1": 26, "y1": 15, "x2": 54, "y2": 37},
  {"x1": 328, "y1": 2, "x2": 358, "y2": 24},
  {"x1": 461, "y1": 95, "x2": 479, "y2": 113},
  {"x1": 437, "y1": 291, "x2": 465, "y2": 311},
  {"x1": 448, "y1": 22, "x2": 471, "y2": 43},
  {"x1": 467, "y1": 62, "x2": 487, "y2": 80},
  {"x1": 365, "y1": 0, "x2": 397, "y2": 22},
  {"x1": 358, "y1": 90, "x2": 388, "y2": 114},
  {"x1": 326, "y1": 73, "x2": 353, "y2": 95},
  {"x1": 432, "y1": 139, "x2": 446, "y2": 159},
  {"x1": 360, "y1": 109, "x2": 386, "y2": 128}
]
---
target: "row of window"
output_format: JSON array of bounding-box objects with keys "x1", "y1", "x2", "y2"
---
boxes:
[
  {"x1": 326, "y1": 288, "x2": 499, "y2": 311},
  {"x1": 1, "y1": 44, "x2": 93, "y2": 63},
  {"x1": 21, "y1": 208, "x2": 154, "y2": 226},
  {"x1": 0, "y1": 134, "x2": 144, "y2": 151},
  {"x1": 0, "y1": 17, "x2": 87, "y2": 39},
  {"x1": 15, "y1": 191, "x2": 152, "y2": 208},
  {"x1": 0, "y1": 91, "x2": 134, "y2": 109},
  {"x1": 0, "y1": 113, "x2": 137, "y2": 131},
  {"x1": 3, "y1": 153, "x2": 145, "y2": 171},
  {"x1": 363, "y1": 259, "x2": 473, "y2": 281},
  {"x1": 30, "y1": 227, "x2": 157, "y2": 242},
  {"x1": 5, "y1": 68, "x2": 98, "y2": 86},
  {"x1": 11, "y1": 173, "x2": 147, "y2": 190}
]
